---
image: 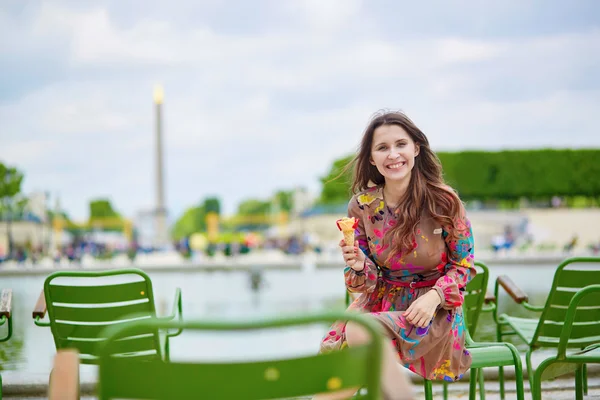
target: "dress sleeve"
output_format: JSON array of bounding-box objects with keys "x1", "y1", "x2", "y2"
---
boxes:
[
  {"x1": 433, "y1": 207, "x2": 476, "y2": 310},
  {"x1": 344, "y1": 197, "x2": 379, "y2": 293}
]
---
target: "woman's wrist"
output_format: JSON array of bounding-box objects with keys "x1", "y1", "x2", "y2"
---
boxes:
[
  {"x1": 430, "y1": 290, "x2": 443, "y2": 305},
  {"x1": 350, "y1": 259, "x2": 366, "y2": 272},
  {"x1": 431, "y1": 287, "x2": 445, "y2": 307}
]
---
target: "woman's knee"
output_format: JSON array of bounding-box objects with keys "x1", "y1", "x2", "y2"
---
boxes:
[{"x1": 346, "y1": 319, "x2": 380, "y2": 347}]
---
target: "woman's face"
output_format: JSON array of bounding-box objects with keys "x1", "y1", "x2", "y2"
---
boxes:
[{"x1": 370, "y1": 124, "x2": 420, "y2": 184}]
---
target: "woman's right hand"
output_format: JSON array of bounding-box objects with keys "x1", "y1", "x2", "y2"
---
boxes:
[{"x1": 339, "y1": 239, "x2": 366, "y2": 271}]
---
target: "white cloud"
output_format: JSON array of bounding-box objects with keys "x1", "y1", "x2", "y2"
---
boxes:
[
  {"x1": 436, "y1": 38, "x2": 507, "y2": 64},
  {"x1": 285, "y1": 0, "x2": 363, "y2": 33},
  {"x1": 1, "y1": 2, "x2": 599, "y2": 222}
]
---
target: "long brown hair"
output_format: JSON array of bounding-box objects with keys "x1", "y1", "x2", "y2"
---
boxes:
[{"x1": 351, "y1": 110, "x2": 466, "y2": 259}]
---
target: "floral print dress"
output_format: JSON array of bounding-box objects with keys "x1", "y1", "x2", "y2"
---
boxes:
[{"x1": 320, "y1": 185, "x2": 476, "y2": 381}]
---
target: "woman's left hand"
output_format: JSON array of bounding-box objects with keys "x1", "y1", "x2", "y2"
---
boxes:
[{"x1": 403, "y1": 290, "x2": 443, "y2": 328}]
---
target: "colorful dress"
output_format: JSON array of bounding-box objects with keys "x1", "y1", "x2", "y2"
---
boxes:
[{"x1": 320, "y1": 185, "x2": 476, "y2": 381}]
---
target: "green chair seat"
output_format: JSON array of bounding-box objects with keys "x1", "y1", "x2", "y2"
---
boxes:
[
  {"x1": 572, "y1": 344, "x2": 600, "y2": 361},
  {"x1": 498, "y1": 315, "x2": 538, "y2": 344},
  {"x1": 470, "y1": 344, "x2": 522, "y2": 369}
]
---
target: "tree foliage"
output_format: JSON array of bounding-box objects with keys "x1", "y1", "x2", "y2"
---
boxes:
[
  {"x1": 0, "y1": 162, "x2": 24, "y2": 202},
  {"x1": 237, "y1": 199, "x2": 271, "y2": 215},
  {"x1": 0, "y1": 163, "x2": 27, "y2": 222},
  {"x1": 319, "y1": 155, "x2": 353, "y2": 204},
  {"x1": 204, "y1": 197, "x2": 221, "y2": 214},
  {"x1": 89, "y1": 199, "x2": 121, "y2": 219},
  {"x1": 274, "y1": 190, "x2": 294, "y2": 212},
  {"x1": 171, "y1": 197, "x2": 222, "y2": 240},
  {"x1": 172, "y1": 205, "x2": 205, "y2": 240}
]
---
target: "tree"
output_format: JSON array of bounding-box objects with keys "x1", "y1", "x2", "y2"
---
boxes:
[
  {"x1": 0, "y1": 163, "x2": 24, "y2": 207},
  {"x1": 172, "y1": 205, "x2": 205, "y2": 240},
  {"x1": 171, "y1": 197, "x2": 222, "y2": 240},
  {"x1": 89, "y1": 199, "x2": 121, "y2": 219},
  {"x1": 237, "y1": 199, "x2": 271, "y2": 215},
  {"x1": 204, "y1": 197, "x2": 221, "y2": 214},
  {"x1": 0, "y1": 163, "x2": 25, "y2": 257},
  {"x1": 319, "y1": 155, "x2": 353, "y2": 205},
  {"x1": 88, "y1": 199, "x2": 124, "y2": 232},
  {"x1": 274, "y1": 190, "x2": 294, "y2": 212}
]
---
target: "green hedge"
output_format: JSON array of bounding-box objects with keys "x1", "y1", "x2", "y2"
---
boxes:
[
  {"x1": 438, "y1": 149, "x2": 600, "y2": 200},
  {"x1": 319, "y1": 149, "x2": 600, "y2": 203}
]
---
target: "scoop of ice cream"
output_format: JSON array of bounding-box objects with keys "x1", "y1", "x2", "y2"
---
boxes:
[{"x1": 336, "y1": 217, "x2": 358, "y2": 232}]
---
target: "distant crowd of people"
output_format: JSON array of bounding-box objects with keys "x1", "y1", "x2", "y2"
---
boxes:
[{"x1": 175, "y1": 234, "x2": 323, "y2": 259}]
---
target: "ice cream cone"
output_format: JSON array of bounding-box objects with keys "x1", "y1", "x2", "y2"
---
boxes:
[{"x1": 342, "y1": 230, "x2": 355, "y2": 246}]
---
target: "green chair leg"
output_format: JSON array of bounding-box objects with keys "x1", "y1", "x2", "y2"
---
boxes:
[
  {"x1": 443, "y1": 381, "x2": 448, "y2": 399},
  {"x1": 423, "y1": 379, "x2": 433, "y2": 400},
  {"x1": 0, "y1": 373, "x2": 3, "y2": 400},
  {"x1": 469, "y1": 369, "x2": 477, "y2": 400},
  {"x1": 498, "y1": 366, "x2": 505, "y2": 400},
  {"x1": 575, "y1": 365, "x2": 584, "y2": 400},
  {"x1": 526, "y1": 350, "x2": 536, "y2": 400},
  {"x1": 507, "y1": 343, "x2": 525, "y2": 400},
  {"x1": 531, "y1": 368, "x2": 543, "y2": 400},
  {"x1": 531, "y1": 358, "x2": 552, "y2": 400},
  {"x1": 477, "y1": 368, "x2": 486, "y2": 400},
  {"x1": 583, "y1": 364, "x2": 588, "y2": 395},
  {"x1": 496, "y1": 324, "x2": 506, "y2": 400}
]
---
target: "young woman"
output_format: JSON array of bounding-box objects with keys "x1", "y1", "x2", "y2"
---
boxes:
[{"x1": 319, "y1": 111, "x2": 475, "y2": 399}]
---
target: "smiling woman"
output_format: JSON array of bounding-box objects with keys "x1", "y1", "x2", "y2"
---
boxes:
[{"x1": 318, "y1": 110, "x2": 476, "y2": 399}]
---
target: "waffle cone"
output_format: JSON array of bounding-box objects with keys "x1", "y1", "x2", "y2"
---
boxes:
[{"x1": 342, "y1": 230, "x2": 355, "y2": 246}]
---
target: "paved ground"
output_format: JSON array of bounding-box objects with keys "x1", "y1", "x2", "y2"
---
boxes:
[
  {"x1": 3, "y1": 379, "x2": 600, "y2": 399},
  {"x1": 412, "y1": 377, "x2": 600, "y2": 399}
]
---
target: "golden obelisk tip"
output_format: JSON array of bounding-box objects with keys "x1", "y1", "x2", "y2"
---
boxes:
[{"x1": 153, "y1": 85, "x2": 164, "y2": 104}]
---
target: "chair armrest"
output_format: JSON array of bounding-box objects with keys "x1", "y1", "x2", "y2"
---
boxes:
[
  {"x1": 170, "y1": 287, "x2": 182, "y2": 322},
  {"x1": 33, "y1": 289, "x2": 49, "y2": 324},
  {"x1": 164, "y1": 288, "x2": 183, "y2": 336},
  {"x1": 481, "y1": 290, "x2": 497, "y2": 313},
  {"x1": 160, "y1": 288, "x2": 183, "y2": 362},
  {"x1": 0, "y1": 289, "x2": 12, "y2": 319},
  {"x1": 496, "y1": 275, "x2": 529, "y2": 304},
  {"x1": 48, "y1": 349, "x2": 80, "y2": 400}
]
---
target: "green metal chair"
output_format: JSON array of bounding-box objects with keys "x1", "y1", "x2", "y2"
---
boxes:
[
  {"x1": 0, "y1": 289, "x2": 13, "y2": 400},
  {"x1": 448, "y1": 310, "x2": 524, "y2": 400},
  {"x1": 424, "y1": 261, "x2": 524, "y2": 400},
  {"x1": 50, "y1": 311, "x2": 385, "y2": 400},
  {"x1": 32, "y1": 268, "x2": 182, "y2": 363},
  {"x1": 345, "y1": 262, "x2": 524, "y2": 400},
  {"x1": 494, "y1": 256, "x2": 600, "y2": 400},
  {"x1": 439, "y1": 261, "x2": 496, "y2": 400}
]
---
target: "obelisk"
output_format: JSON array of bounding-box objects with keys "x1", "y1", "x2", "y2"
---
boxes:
[{"x1": 153, "y1": 85, "x2": 168, "y2": 249}]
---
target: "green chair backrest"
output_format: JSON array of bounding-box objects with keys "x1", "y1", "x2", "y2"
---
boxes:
[
  {"x1": 97, "y1": 312, "x2": 384, "y2": 400},
  {"x1": 531, "y1": 257, "x2": 600, "y2": 349},
  {"x1": 44, "y1": 269, "x2": 161, "y2": 364},
  {"x1": 556, "y1": 284, "x2": 600, "y2": 358},
  {"x1": 462, "y1": 261, "x2": 490, "y2": 337}
]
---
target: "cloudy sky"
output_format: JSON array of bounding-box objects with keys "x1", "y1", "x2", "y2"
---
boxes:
[{"x1": 1, "y1": 0, "x2": 599, "y2": 222}]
